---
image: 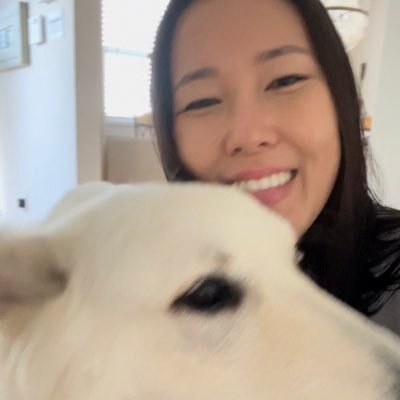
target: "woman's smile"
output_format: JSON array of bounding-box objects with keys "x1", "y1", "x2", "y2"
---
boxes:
[{"x1": 232, "y1": 169, "x2": 297, "y2": 207}]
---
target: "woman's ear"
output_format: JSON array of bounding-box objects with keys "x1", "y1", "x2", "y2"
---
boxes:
[{"x1": 0, "y1": 230, "x2": 67, "y2": 315}]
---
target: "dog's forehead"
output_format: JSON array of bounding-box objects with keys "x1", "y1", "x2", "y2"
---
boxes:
[
  {"x1": 68, "y1": 184, "x2": 294, "y2": 261},
  {"x1": 76, "y1": 185, "x2": 296, "y2": 264},
  {"x1": 52, "y1": 184, "x2": 297, "y2": 308},
  {"x1": 91, "y1": 183, "x2": 295, "y2": 239},
  {"x1": 67, "y1": 184, "x2": 297, "y2": 285}
]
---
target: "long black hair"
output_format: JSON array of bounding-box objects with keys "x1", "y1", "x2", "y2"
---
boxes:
[{"x1": 151, "y1": 0, "x2": 400, "y2": 315}]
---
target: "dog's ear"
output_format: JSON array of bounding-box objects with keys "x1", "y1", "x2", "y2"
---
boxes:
[{"x1": 0, "y1": 230, "x2": 67, "y2": 316}]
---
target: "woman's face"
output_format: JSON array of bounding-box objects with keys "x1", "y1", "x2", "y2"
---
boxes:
[{"x1": 171, "y1": 0, "x2": 340, "y2": 236}]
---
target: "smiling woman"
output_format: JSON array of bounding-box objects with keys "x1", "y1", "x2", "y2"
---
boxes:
[
  {"x1": 171, "y1": 0, "x2": 340, "y2": 237},
  {"x1": 150, "y1": 0, "x2": 400, "y2": 332}
]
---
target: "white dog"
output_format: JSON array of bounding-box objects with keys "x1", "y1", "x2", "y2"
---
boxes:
[{"x1": 0, "y1": 182, "x2": 399, "y2": 400}]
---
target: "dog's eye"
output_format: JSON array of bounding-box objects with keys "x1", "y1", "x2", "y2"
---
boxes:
[{"x1": 170, "y1": 275, "x2": 243, "y2": 314}]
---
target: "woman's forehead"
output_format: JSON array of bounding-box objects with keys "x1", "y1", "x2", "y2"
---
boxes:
[{"x1": 171, "y1": 0, "x2": 312, "y2": 78}]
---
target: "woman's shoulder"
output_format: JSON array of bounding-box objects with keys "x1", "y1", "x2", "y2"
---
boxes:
[
  {"x1": 364, "y1": 203, "x2": 400, "y2": 326},
  {"x1": 371, "y1": 290, "x2": 400, "y2": 336}
]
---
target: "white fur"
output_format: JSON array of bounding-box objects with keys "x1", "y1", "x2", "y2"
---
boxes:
[{"x1": 0, "y1": 182, "x2": 399, "y2": 400}]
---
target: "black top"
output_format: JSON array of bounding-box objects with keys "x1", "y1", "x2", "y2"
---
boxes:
[{"x1": 372, "y1": 291, "x2": 400, "y2": 336}]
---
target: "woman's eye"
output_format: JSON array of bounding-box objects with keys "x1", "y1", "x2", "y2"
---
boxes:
[
  {"x1": 182, "y1": 98, "x2": 221, "y2": 112},
  {"x1": 267, "y1": 74, "x2": 308, "y2": 90}
]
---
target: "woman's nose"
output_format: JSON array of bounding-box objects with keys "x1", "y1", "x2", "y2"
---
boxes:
[{"x1": 223, "y1": 102, "x2": 279, "y2": 156}]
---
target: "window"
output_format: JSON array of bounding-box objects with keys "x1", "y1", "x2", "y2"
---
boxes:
[{"x1": 102, "y1": 0, "x2": 169, "y2": 119}]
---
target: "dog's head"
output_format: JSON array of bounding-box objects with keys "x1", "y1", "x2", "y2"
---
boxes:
[{"x1": 1, "y1": 182, "x2": 399, "y2": 400}]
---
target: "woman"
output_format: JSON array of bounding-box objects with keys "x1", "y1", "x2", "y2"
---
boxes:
[{"x1": 150, "y1": 0, "x2": 400, "y2": 332}]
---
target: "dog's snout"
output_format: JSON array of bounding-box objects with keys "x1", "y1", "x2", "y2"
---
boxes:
[{"x1": 170, "y1": 275, "x2": 244, "y2": 314}]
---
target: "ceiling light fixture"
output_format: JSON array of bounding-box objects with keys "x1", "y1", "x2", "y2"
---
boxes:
[{"x1": 322, "y1": 0, "x2": 369, "y2": 51}]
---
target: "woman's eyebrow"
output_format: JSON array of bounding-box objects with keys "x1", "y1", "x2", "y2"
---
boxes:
[
  {"x1": 174, "y1": 67, "x2": 217, "y2": 93},
  {"x1": 174, "y1": 45, "x2": 311, "y2": 93},
  {"x1": 255, "y1": 44, "x2": 311, "y2": 63}
]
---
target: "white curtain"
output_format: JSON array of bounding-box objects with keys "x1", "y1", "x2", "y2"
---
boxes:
[{"x1": 102, "y1": 0, "x2": 170, "y2": 118}]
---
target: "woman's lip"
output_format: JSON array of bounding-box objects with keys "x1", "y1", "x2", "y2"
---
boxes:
[
  {"x1": 249, "y1": 172, "x2": 296, "y2": 207},
  {"x1": 228, "y1": 168, "x2": 296, "y2": 183}
]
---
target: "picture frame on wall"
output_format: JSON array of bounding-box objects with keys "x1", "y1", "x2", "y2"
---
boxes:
[{"x1": 0, "y1": 2, "x2": 29, "y2": 71}]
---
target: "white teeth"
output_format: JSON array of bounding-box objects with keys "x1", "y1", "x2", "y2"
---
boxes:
[{"x1": 234, "y1": 171, "x2": 293, "y2": 192}]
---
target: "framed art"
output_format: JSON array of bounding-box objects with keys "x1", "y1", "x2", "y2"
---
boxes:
[{"x1": 0, "y1": 2, "x2": 29, "y2": 71}]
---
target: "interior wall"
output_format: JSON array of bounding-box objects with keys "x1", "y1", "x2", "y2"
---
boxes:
[
  {"x1": 0, "y1": 0, "x2": 103, "y2": 223},
  {"x1": 104, "y1": 123, "x2": 165, "y2": 183},
  {"x1": 349, "y1": 0, "x2": 390, "y2": 200},
  {"x1": 368, "y1": 0, "x2": 400, "y2": 208},
  {"x1": 0, "y1": 0, "x2": 77, "y2": 223},
  {"x1": 351, "y1": 0, "x2": 400, "y2": 208},
  {"x1": 75, "y1": 0, "x2": 104, "y2": 183},
  {"x1": 350, "y1": 0, "x2": 388, "y2": 126}
]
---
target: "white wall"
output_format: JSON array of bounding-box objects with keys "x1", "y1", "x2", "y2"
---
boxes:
[
  {"x1": 349, "y1": 0, "x2": 400, "y2": 207},
  {"x1": 368, "y1": 0, "x2": 400, "y2": 208},
  {"x1": 75, "y1": 0, "x2": 104, "y2": 183},
  {"x1": 349, "y1": 0, "x2": 389, "y2": 200},
  {"x1": 350, "y1": 0, "x2": 388, "y2": 127},
  {"x1": 0, "y1": 0, "x2": 103, "y2": 223}
]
